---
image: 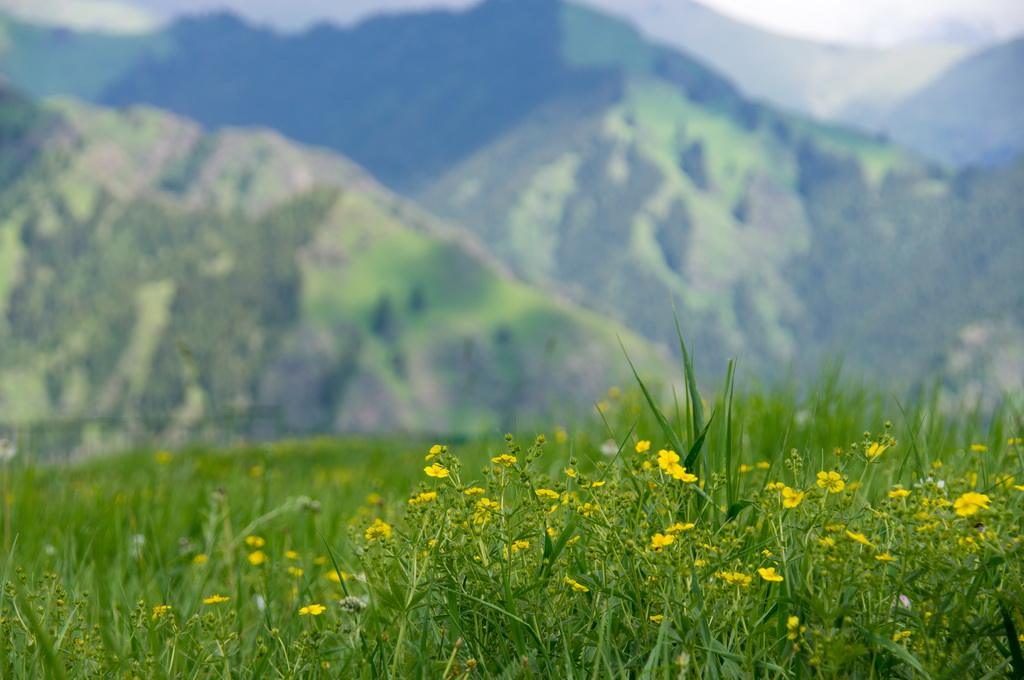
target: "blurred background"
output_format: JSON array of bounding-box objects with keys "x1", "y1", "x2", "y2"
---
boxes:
[{"x1": 0, "y1": 0, "x2": 1021, "y2": 456}]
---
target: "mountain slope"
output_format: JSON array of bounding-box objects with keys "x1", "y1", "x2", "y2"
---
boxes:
[
  {"x1": 883, "y1": 37, "x2": 1024, "y2": 166},
  {"x1": 578, "y1": 0, "x2": 969, "y2": 127},
  {"x1": 0, "y1": 89, "x2": 665, "y2": 433}
]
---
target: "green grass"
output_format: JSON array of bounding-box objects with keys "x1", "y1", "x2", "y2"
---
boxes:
[{"x1": 2, "y1": 357, "x2": 1022, "y2": 677}]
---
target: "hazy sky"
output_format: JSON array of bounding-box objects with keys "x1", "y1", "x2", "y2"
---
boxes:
[{"x1": 5, "y1": 0, "x2": 1024, "y2": 46}]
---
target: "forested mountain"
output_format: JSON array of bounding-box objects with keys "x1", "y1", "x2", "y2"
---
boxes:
[
  {"x1": 1, "y1": 0, "x2": 1021, "y2": 403},
  {"x1": 0, "y1": 85, "x2": 663, "y2": 432}
]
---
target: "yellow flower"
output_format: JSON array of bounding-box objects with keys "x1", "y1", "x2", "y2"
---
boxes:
[
  {"x1": 656, "y1": 449, "x2": 679, "y2": 470},
  {"x1": 815, "y1": 470, "x2": 845, "y2": 493},
  {"x1": 757, "y1": 567, "x2": 784, "y2": 582},
  {"x1": 892, "y1": 630, "x2": 912, "y2": 643},
  {"x1": 667, "y1": 463, "x2": 698, "y2": 483},
  {"x1": 953, "y1": 491, "x2": 990, "y2": 517},
  {"x1": 546, "y1": 527, "x2": 557, "y2": 538},
  {"x1": 510, "y1": 539, "x2": 530, "y2": 553},
  {"x1": 755, "y1": 461, "x2": 771, "y2": 470},
  {"x1": 424, "y1": 463, "x2": 450, "y2": 478},
  {"x1": 463, "y1": 487, "x2": 485, "y2": 496},
  {"x1": 765, "y1": 482, "x2": 785, "y2": 491},
  {"x1": 554, "y1": 427, "x2": 569, "y2": 444},
  {"x1": 313, "y1": 556, "x2": 328, "y2": 566},
  {"x1": 565, "y1": 467, "x2": 577, "y2": 478},
  {"x1": 782, "y1": 486, "x2": 805, "y2": 508},
  {"x1": 325, "y1": 569, "x2": 349, "y2": 583},
  {"x1": 866, "y1": 442, "x2": 889, "y2": 459},
  {"x1": 845, "y1": 530, "x2": 873, "y2": 547},
  {"x1": 715, "y1": 570, "x2": 752, "y2": 587},
  {"x1": 203, "y1": 594, "x2": 230, "y2": 605},
  {"x1": 665, "y1": 522, "x2": 695, "y2": 534},
  {"x1": 192, "y1": 553, "x2": 209, "y2": 565},
  {"x1": 365, "y1": 518, "x2": 393, "y2": 541},
  {"x1": 247, "y1": 550, "x2": 266, "y2": 566},
  {"x1": 649, "y1": 533, "x2": 675, "y2": 551},
  {"x1": 694, "y1": 558, "x2": 708, "y2": 567},
  {"x1": 577, "y1": 502, "x2": 598, "y2": 517},
  {"x1": 1007, "y1": 437, "x2": 1022, "y2": 446},
  {"x1": 969, "y1": 443, "x2": 988, "y2": 453},
  {"x1": 425, "y1": 444, "x2": 445, "y2": 460},
  {"x1": 473, "y1": 497, "x2": 500, "y2": 524},
  {"x1": 245, "y1": 535, "x2": 265, "y2": 549},
  {"x1": 490, "y1": 454, "x2": 517, "y2": 467},
  {"x1": 154, "y1": 451, "x2": 172, "y2": 465},
  {"x1": 818, "y1": 536, "x2": 836, "y2": 547},
  {"x1": 875, "y1": 552, "x2": 897, "y2": 562},
  {"x1": 408, "y1": 491, "x2": 438, "y2": 505},
  {"x1": 738, "y1": 464, "x2": 752, "y2": 473},
  {"x1": 583, "y1": 480, "x2": 606, "y2": 488},
  {"x1": 1014, "y1": 484, "x2": 1024, "y2": 492},
  {"x1": 786, "y1": 616, "x2": 804, "y2": 640},
  {"x1": 299, "y1": 603, "x2": 326, "y2": 616},
  {"x1": 151, "y1": 604, "x2": 172, "y2": 620},
  {"x1": 535, "y1": 488, "x2": 560, "y2": 500},
  {"x1": 649, "y1": 614, "x2": 664, "y2": 623},
  {"x1": 285, "y1": 550, "x2": 300, "y2": 560},
  {"x1": 287, "y1": 566, "x2": 304, "y2": 578},
  {"x1": 635, "y1": 440, "x2": 651, "y2": 453},
  {"x1": 888, "y1": 487, "x2": 911, "y2": 499},
  {"x1": 564, "y1": 576, "x2": 590, "y2": 592}
]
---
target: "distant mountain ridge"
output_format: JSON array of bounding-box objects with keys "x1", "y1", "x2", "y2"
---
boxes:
[{"x1": 0, "y1": 85, "x2": 664, "y2": 432}]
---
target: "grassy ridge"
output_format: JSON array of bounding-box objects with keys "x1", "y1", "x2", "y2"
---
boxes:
[{"x1": 2, "y1": 362, "x2": 1022, "y2": 677}]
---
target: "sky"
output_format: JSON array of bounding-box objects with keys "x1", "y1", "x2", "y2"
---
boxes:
[{"x1": 3, "y1": 0, "x2": 1024, "y2": 46}]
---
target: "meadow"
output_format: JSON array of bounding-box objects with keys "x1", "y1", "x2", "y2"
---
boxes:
[{"x1": 1, "y1": 360, "x2": 1023, "y2": 678}]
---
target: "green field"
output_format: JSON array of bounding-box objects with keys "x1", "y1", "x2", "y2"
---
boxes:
[{"x1": 2, "y1": 359, "x2": 1022, "y2": 678}]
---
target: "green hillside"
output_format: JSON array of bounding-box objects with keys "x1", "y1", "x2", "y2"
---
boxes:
[
  {"x1": 883, "y1": 37, "x2": 1024, "y2": 166},
  {"x1": 0, "y1": 89, "x2": 665, "y2": 434}
]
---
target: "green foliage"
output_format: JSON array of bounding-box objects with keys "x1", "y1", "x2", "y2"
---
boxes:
[{"x1": 1, "y1": 365, "x2": 1022, "y2": 676}]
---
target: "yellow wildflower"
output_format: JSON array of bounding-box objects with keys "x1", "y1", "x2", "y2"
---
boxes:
[
  {"x1": 815, "y1": 470, "x2": 845, "y2": 493},
  {"x1": 463, "y1": 487, "x2": 485, "y2": 496},
  {"x1": 667, "y1": 464, "x2": 698, "y2": 483},
  {"x1": 565, "y1": 467, "x2": 577, "y2": 478},
  {"x1": 892, "y1": 630, "x2": 912, "y2": 642},
  {"x1": 490, "y1": 454, "x2": 517, "y2": 467},
  {"x1": 408, "y1": 491, "x2": 438, "y2": 505},
  {"x1": 818, "y1": 536, "x2": 836, "y2": 547},
  {"x1": 245, "y1": 535, "x2": 265, "y2": 549},
  {"x1": 716, "y1": 570, "x2": 752, "y2": 587},
  {"x1": 299, "y1": 603, "x2": 326, "y2": 616},
  {"x1": 665, "y1": 522, "x2": 695, "y2": 534},
  {"x1": 535, "y1": 488, "x2": 560, "y2": 500},
  {"x1": 888, "y1": 487, "x2": 911, "y2": 499},
  {"x1": 757, "y1": 567, "x2": 784, "y2": 582},
  {"x1": 787, "y1": 616, "x2": 804, "y2": 640},
  {"x1": 649, "y1": 614, "x2": 664, "y2": 623},
  {"x1": 866, "y1": 442, "x2": 889, "y2": 459},
  {"x1": 1007, "y1": 437, "x2": 1022, "y2": 445},
  {"x1": 738, "y1": 464, "x2": 752, "y2": 473},
  {"x1": 285, "y1": 550, "x2": 300, "y2": 560},
  {"x1": 287, "y1": 566, "x2": 304, "y2": 578},
  {"x1": 203, "y1": 594, "x2": 230, "y2": 605},
  {"x1": 649, "y1": 533, "x2": 675, "y2": 551},
  {"x1": 969, "y1": 443, "x2": 988, "y2": 453},
  {"x1": 325, "y1": 570, "x2": 349, "y2": 583},
  {"x1": 845, "y1": 530, "x2": 873, "y2": 547},
  {"x1": 953, "y1": 492, "x2": 990, "y2": 517},
  {"x1": 365, "y1": 518, "x2": 393, "y2": 541},
  {"x1": 656, "y1": 449, "x2": 679, "y2": 470},
  {"x1": 755, "y1": 461, "x2": 771, "y2": 470},
  {"x1": 510, "y1": 539, "x2": 530, "y2": 553},
  {"x1": 151, "y1": 604, "x2": 172, "y2": 620},
  {"x1": 635, "y1": 440, "x2": 651, "y2": 453},
  {"x1": 247, "y1": 550, "x2": 266, "y2": 566},
  {"x1": 765, "y1": 482, "x2": 785, "y2": 491},
  {"x1": 424, "y1": 463, "x2": 449, "y2": 478},
  {"x1": 425, "y1": 444, "x2": 445, "y2": 460},
  {"x1": 564, "y1": 576, "x2": 589, "y2": 592},
  {"x1": 782, "y1": 486, "x2": 805, "y2": 508},
  {"x1": 192, "y1": 553, "x2": 209, "y2": 565},
  {"x1": 875, "y1": 552, "x2": 897, "y2": 562}
]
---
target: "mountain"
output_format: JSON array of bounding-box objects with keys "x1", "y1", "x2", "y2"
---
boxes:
[
  {"x1": 0, "y1": 85, "x2": 664, "y2": 433},
  {"x1": 579, "y1": 0, "x2": 970, "y2": 127},
  {"x1": 1, "y1": 0, "x2": 1020, "y2": 392},
  {"x1": 883, "y1": 37, "x2": 1024, "y2": 166}
]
